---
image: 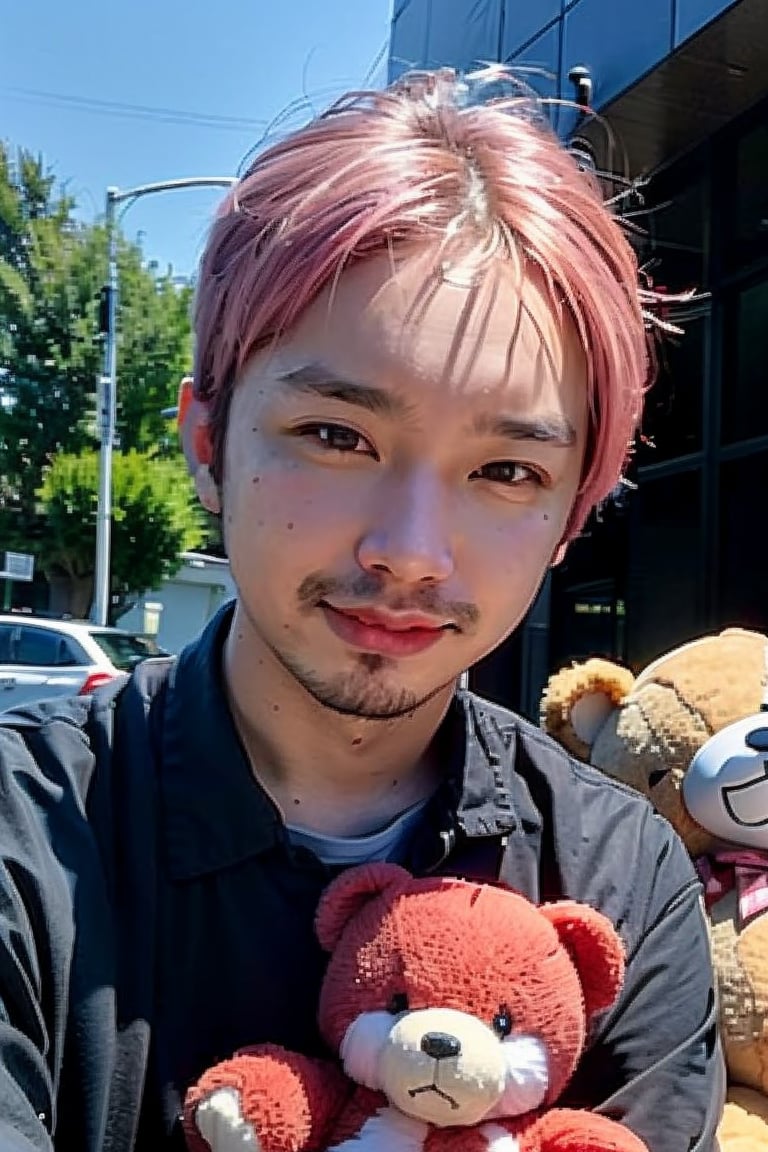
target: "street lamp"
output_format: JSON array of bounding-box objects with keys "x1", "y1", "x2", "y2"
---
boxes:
[{"x1": 92, "y1": 176, "x2": 238, "y2": 626}]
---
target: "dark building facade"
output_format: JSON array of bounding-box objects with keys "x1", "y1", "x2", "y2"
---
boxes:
[{"x1": 388, "y1": 0, "x2": 768, "y2": 718}]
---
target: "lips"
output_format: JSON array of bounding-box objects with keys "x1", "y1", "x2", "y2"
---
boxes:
[
  {"x1": 330, "y1": 607, "x2": 450, "y2": 632},
  {"x1": 320, "y1": 603, "x2": 453, "y2": 657}
]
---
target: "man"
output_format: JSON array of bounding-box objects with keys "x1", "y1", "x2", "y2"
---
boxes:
[{"x1": 0, "y1": 68, "x2": 722, "y2": 1151}]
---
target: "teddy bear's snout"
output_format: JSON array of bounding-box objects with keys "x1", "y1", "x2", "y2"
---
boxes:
[{"x1": 420, "y1": 1031, "x2": 461, "y2": 1060}]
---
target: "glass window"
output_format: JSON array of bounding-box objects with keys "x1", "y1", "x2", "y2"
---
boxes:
[
  {"x1": 88, "y1": 630, "x2": 160, "y2": 671},
  {"x1": 0, "y1": 625, "x2": 16, "y2": 663},
  {"x1": 643, "y1": 175, "x2": 707, "y2": 291},
  {"x1": 639, "y1": 317, "x2": 705, "y2": 464},
  {"x1": 554, "y1": 579, "x2": 625, "y2": 668},
  {"x1": 16, "y1": 627, "x2": 64, "y2": 667},
  {"x1": 55, "y1": 638, "x2": 89, "y2": 667},
  {"x1": 624, "y1": 470, "x2": 704, "y2": 669},
  {"x1": 719, "y1": 452, "x2": 768, "y2": 633},
  {"x1": 721, "y1": 278, "x2": 768, "y2": 445},
  {"x1": 724, "y1": 120, "x2": 768, "y2": 274},
  {"x1": 549, "y1": 500, "x2": 631, "y2": 667}
]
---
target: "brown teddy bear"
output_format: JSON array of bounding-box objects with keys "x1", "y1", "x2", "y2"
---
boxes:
[{"x1": 539, "y1": 628, "x2": 768, "y2": 1151}]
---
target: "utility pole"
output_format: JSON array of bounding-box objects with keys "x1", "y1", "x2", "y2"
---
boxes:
[
  {"x1": 91, "y1": 176, "x2": 238, "y2": 626},
  {"x1": 93, "y1": 187, "x2": 118, "y2": 630}
]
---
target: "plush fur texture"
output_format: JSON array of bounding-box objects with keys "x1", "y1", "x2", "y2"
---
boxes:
[
  {"x1": 184, "y1": 865, "x2": 647, "y2": 1152},
  {"x1": 540, "y1": 628, "x2": 768, "y2": 1151}
]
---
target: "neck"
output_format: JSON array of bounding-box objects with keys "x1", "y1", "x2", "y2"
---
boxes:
[{"x1": 223, "y1": 603, "x2": 457, "y2": 837}]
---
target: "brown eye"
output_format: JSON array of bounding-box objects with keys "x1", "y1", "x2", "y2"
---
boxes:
[
  {"x1": 492, "y1": 1007, "x2": 513, "y2": 1038},
  {"x1": 296, "y1": 423, "x2": 376, "y2": 456},
  {"x1": 470, "y1": 462, "x2": 543, "y2": 486},
  {"x1": 388, "y1": 992, "x2": 409, "y2": 1015}
]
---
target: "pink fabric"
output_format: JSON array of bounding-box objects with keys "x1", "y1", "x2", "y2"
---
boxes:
[{"x1": 696, "y1": 851, "x2": 768, "y2": 927}]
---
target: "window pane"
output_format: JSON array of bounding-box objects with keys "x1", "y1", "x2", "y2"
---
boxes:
[
  {"x1": 644, "y1": 176, "x2": 707, "y2": 290},
  {"x1": 550, "y1": 502, "x2": 630, "y2": 667},
  {"x1": 724, "y1": 120, "x2": 768, "y2": 274},
  {"x1": 16, "y1": 628, "x2": 61, "y2": 667},
  {"x1": 721, "y1": 279, "x2": 768, "y2": 445},
  {"x1": 625, "y1": 470, "x2": 703, "y2": 669},
  {"x1": 88, "y1": 630, "x2": 156, "y2": 671},
  {"x1": 0, "y1": 626, "x2": 15, "y2": 663},
  {"x1": 57, "y1": 639, "x2": 88, "y2": 668},
  {"x1": 719, "y1": 452, "x2": 768, "y2": 633},
  {"x1": 639, "y1": 318, "x2": 705, "y2": 463}
]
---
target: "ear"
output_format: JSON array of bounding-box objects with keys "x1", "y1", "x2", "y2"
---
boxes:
[
  {"x1": 540, "y1": 901, "x2": 625, "y2": 1023},
  {"x1": 177, "y1": 377, "x2": 221, "y2": 515},
  {"x1": 539, "y1": 658, "x2": 635, "y2": 762},
  {"x1": 315, "y1": 863, "x2": 412, "y2": 953}
]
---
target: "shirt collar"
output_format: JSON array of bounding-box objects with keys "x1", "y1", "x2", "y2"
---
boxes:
[
  {"x1": 160, "y1": 602, "x2": 525, "y2": 881},
  {"x1": 160, "y1": 602, "x2": 282, "y2": 880}
]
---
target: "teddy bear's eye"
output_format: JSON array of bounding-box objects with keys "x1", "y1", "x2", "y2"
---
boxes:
[
  {"x1": 492, "y1": 1007, "x2": 513, "y2": 1038},
  {"x1": 387, "y1": 992, "x2": 409, "y2": 1015}
]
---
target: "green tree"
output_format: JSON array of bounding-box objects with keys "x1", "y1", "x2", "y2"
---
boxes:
[
  {"x1": 108, "y1": 243, "x2": 194, "y2": 454},
  {"x1": 0, "y1": 146, "x2": 101, "y2": 504},
  {"x1": 0, "y1": 142, "x2": 206, "y2": 611},
  {"x1": 37, "y1": 449, "x2": 206, "y2": 619}
]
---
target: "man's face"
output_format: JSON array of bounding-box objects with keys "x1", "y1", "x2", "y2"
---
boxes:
[{"x1": 210, "y1": 248, "x2": 587, "y2": 718}]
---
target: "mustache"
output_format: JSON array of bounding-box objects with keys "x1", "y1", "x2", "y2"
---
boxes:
[{"x1": 297, "y1": 572, "x2": 480, "y2": 632}]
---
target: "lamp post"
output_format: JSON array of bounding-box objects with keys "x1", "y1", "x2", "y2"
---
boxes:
[{"x1": 91, "y1": 176, "x2": 238, "y2": 626}]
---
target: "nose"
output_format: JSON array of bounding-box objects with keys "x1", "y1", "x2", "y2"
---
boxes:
[
  {"x1": 421, "y1": 1031, "x2": 461, "y2": 1060},
  {"x1": 356, "y1": 469, "x2": 454, "y2": 585}
]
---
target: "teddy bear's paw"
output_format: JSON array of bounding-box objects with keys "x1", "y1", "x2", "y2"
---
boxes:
[
  {"x1": 424, "y1": 1123, "x2": 518, "y2": 1152},
  {"x1": 478, "y1": 1123, "x2": 522, "y2": 1151},
  {"x1": 195, "y1": 1087, "x2": 262, "y2": 1152},
  {"x1": 524, "y1": 1108, "x2": 648, "y2": 1151},
  {"x1": 185, "y1": 1046, "x2": 350, "y2": 1152}
]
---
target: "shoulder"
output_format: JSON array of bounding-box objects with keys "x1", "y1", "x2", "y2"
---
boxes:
[
  {"x1": 468, "y1": 690, "x2": 658, "y2": 810},
  {"x1": 0, "y1": 694, "x2": 96, "y2": 795},
  {"x1": 0, "y1": 668, "x2": 135, "y2": 816},
  {"x1": 466, "y1": 693, "x2": 698, "y2": 930}
]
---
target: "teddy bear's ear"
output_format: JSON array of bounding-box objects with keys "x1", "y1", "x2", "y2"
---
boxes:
[
  {"x1": 539, "y1": 658, "x2": 636, "y2": 762},
  {"x1": 315, "y1": 863, "x2": 412, "y2": 952},
  {"x1": 540, "y1": 901, "x2": 625, "y2": 1023}
]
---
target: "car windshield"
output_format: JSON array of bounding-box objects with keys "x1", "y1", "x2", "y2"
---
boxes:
[{"x1": 88, "y1": 630, "x2": 166, "y2": 671}]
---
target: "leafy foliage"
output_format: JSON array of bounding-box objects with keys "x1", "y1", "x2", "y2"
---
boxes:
[
  {"x1": 0, "y1": 142, "x2": 211, "y2": 615},
  {"x1": 37, "y1": 449, "x2": 206, "y2": 613}
]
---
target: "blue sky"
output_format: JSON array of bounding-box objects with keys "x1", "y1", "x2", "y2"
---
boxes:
[{"x1": 0, "y1": 0, "x2": 393, "y2": 275}]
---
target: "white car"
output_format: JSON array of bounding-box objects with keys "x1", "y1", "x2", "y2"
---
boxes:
[{"x1": 0, "y1": 614, "x2": 169, "y2": 713}]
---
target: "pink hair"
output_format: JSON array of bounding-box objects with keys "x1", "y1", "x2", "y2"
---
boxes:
[{"x1": 193, "y1": 68, "x2": 652, "y2": 539}]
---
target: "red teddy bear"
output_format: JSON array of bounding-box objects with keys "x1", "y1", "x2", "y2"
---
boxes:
[{"x1": 184, "y1": 864, "x2": 647, "y2": 1152}]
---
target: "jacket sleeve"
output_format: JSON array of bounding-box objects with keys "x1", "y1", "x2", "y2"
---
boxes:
[
  {"x1": 564, "y1": 828, "x2": 724, "y2": 1152},
  {"x1": 0, "y1": 710, "x2": 96, "y2": 1150}
]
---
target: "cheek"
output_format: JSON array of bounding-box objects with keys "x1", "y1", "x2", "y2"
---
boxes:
[
  {"x1": 458, "y1": 510, "x2": 560, "y2": 635},
  {"x1": 468, "y1": 508, "x2": 561, "y2": 582},
  {"x1": 225, "y1": 458, "x2": 352, "y2": 542}
]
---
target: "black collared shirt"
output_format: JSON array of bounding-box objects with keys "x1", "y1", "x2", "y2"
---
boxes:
[{"x1": 0, "y1": 604, "x2": 723, "y2": 1151}]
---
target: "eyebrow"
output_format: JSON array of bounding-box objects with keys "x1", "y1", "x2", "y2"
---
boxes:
[
  {"x1": 274, "y1": 362, "x2": 576, "y2": 446},
  {"x1": 273, "y1": 363, "x2": 410, "y2": 418},
  {"x1": 472, "y1": 412, "x2": 577, "y2": 447}
]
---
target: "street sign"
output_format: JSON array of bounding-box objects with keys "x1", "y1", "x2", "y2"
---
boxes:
[{"x1": 0, "y1": 552, "x2": 35, "y2": 582}]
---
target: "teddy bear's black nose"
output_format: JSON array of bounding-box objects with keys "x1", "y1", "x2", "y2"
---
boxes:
[{"x1": 421, "y1": 1032, "x2": 461, "y2": 1060}]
